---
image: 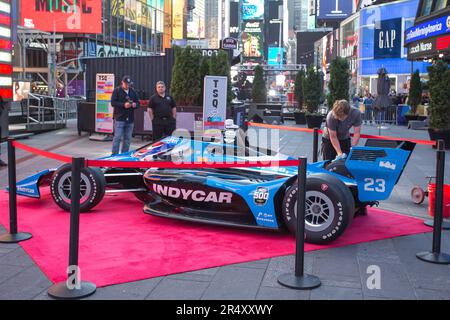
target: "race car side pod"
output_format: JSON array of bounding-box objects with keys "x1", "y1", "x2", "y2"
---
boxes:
[
  {"x1": 313, "y1": 128, "x2": 319, "y2": 163},
  {"x1": 278, "y1": 157, "x2": 321, "y2": 290},
  {"x1": 416, "y1": 140, "x2": 450, "y2": 265},
  {"x1": 0, "y1": 139, "x2": 32, "y2": 243},
  {"x1": 48, "y1": 157, "x2": 97, "y2": 299}
]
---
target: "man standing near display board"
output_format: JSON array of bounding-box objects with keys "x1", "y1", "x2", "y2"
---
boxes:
[
  {"x1": 148, "y1": 81, "x2": 177, "y2": 141},
  {"x1": 110, "y1": 76, "x2": 140, "y2": 155}
]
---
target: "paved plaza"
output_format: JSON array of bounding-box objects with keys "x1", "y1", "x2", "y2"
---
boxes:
[{"x1": 0, "y1": 120, "x2": 449, "y2": 300}]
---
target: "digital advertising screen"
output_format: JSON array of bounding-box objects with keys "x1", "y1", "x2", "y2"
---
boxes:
[
  {"x1": 316, "y1": 0, "x2": 353, "y2": 21},
  {"x1": 242, "y1": 0, "x2": 264, "y2": 21},
  {"x1": 242, "y1": 21, "x2": 264, "y2": 59},
  {"x1": 21, "y1": 0, "x2": 102, "y2": 34},
  {"x1": 268, "y1": 47, "x2": 284, "y2": 65}
]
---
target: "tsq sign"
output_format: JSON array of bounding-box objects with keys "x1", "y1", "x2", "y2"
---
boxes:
[{"x1": 203, "y1": 76, "x2": 228, "y2": 131}]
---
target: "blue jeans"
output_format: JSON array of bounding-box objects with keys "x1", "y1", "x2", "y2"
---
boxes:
[{"x1": 112, "y1": 121, "x2": 134, "y2": 155}]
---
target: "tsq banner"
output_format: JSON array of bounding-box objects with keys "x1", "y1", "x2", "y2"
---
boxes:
[{"x1": 203, "y1": 76, "x2": 228, "y2": 132}]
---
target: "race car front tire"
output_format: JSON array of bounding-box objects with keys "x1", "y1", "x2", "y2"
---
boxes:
[
  {"x1": 50, "y1": 164, "x2": 106, "y2": 212},
  {"x1": 282, "y1": 173, "x2": 355, "y2": 244}
]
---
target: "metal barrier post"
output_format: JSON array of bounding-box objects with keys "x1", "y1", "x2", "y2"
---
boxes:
[
  {"x1": 313, "y1": 128, "x2": 319, "y2": 163},
  {"x1": 416, "y1": 140, "x2": 450, "y2": 264},
  {"x1": 0, "y1": 139, "x2": 32, "y2": 243},
  {"x1": 278, "y1": 157, "x2": 321, "y2": 289},
  {"x1": 48, "y1": 157, "x2": 97, "y2": 299}
]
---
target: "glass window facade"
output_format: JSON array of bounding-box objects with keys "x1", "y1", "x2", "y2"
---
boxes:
[
  {"x1": 61, "y1": 0, "x2": 170, "y2": 61},
  {"x1": 433, "y1": 0, "x2": 448, "y2": 12}
]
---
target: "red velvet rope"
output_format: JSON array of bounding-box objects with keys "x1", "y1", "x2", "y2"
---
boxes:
[{"x1": 12, "y1": 141, "x2": 73, "y2": 164}]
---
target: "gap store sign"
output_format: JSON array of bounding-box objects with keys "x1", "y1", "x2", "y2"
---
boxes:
[
  {"x1": 359, "y1": 0, "x2": 429, "y2": 75},
  {"x1": 374, "y1": 18, "x2": 402, "y2": 59}
]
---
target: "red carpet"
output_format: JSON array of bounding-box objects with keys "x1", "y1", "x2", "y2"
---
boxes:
[{"x1": 0, "y1": 189, "x2": 430, "y2": 287}]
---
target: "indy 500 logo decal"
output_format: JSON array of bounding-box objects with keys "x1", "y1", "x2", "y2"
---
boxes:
[{"x1": 253, "y1": 187, "x2": 269, "y2": 206}]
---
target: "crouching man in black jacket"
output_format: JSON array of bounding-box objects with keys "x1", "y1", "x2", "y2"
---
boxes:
[{"x1": 111, "y1": 75, "x2": 140, "y2": 155}]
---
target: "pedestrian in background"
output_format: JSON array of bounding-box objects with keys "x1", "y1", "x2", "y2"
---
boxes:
[
  {"x1": 321, "y1": 99, "x2": 362, "y2": 162},
  {"x1": 148, "y1": 81, "x2": 176, "y2": 141},
  {"x1": 111, "y1": 75, "x2": 140, "y2": 155},
  {"x1": 0, "y1": 95, "x2": 6, "y2": 167}
]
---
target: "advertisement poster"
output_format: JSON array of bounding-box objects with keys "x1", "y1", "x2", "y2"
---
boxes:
[
  {"x1": 21, "y1": 0, "x2": 102, "y2": 34},
  {"x1": 242, "y1": 0, "x2": 264, "y2": 21},
  {"x1": 242, "y1": 21, "x2": 264, "y2": 59},
  {"x1": 95, "y1": 74, "x2": 115, "y2": 133},
  {"x1": 203, "y1": 76, "x2": 228, "y2": 131},
  {"x1": 13, "y1": 82, "x2": 30, "y2": 102}
]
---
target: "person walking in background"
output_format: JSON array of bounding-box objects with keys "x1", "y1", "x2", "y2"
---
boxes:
[
  {"x1": 321, "y1": 99, "x2": 362, "y2": 162},
  {"x1": 0, "y1": 95, "x2": 6, "y2": 167},
  {"x1": 363, "y1": 93, "x2": 374, "y2": 125},
  {"x1": 111, "y1": 75, "x2": 140, "y2": 155},
  {"x1": 148, "y1": 81, "x2": 176, "y2": 141}
]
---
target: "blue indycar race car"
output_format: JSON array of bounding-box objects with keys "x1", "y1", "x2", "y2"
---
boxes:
[{"x1": 14, "y1": 136, "x2": 415, "y2": 244}]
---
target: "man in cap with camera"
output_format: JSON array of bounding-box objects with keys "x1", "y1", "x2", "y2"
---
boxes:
[{"x1": 110, "y1": 75, "x2": 140, "y2": 155}]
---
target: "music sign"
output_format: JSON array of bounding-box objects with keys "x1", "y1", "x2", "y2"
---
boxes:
[{"x1": 21, "y1": 0, "x2": 102, "y2": 34}]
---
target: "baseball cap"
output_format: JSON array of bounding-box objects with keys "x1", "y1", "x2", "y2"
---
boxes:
[{"x1": 122, "y1": 75, "x2": 133, "y2": 84}]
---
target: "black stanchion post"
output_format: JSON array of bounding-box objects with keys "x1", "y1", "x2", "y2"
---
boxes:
[
  {"x1": 416, "y1": 140, "x2": 450, "y2": 265},
  {"x1": 0, "y1": 139, "x2": 32, "y2": 243},
  {"x1": 313, "y1": 128, "x2": 319, "y2": 163},
  {"x1": 48, "y1": 157, "x2": 96, "y2": 299},
  {"x1": 278, "y1": 157, "x2": 321, "y2": 289}
]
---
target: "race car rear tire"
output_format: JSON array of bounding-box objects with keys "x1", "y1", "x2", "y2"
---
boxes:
[
  {"x1": 282, "y1": 173, "x2": 355, "y2": 244},
  {"x1": 50, "y1": 164, "x2": 106, "y2": 212}
]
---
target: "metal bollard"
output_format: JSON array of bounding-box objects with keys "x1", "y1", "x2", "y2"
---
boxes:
[
  {"x1": 48, "y1": 157, "x2": 97, "y2": 299},
  {"x1": 416, "y1": 140, "x2": 450, "y2": 265},
  {"x1": 313, "y1": 128, "x2": 319, "y2": 163},
  {"x1": 0, "y1": 139, "x2": 32, "y2": 243},
  {"x1": 278, "y1": 157, "x2": 321, "y2": 289}
]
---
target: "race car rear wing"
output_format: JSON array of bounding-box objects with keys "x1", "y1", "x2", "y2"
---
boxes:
[{"x1": 345, "y1": 139, "x2": 416, "y2": 202}]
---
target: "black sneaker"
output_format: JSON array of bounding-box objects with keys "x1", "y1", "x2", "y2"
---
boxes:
[{"x1": 0, "y1": 159, "x2": 7, "y2": 167}]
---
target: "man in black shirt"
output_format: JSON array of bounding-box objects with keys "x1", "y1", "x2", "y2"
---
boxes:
[
  {"x1": 148, "y1": 81, "x2": 176, "y2": 141},
  {"x1": 110, "y1": 75, "x2": 140, "y2": 155}
]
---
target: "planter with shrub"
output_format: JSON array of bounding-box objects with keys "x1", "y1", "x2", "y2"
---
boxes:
[
  {"x1": 303, "y1": 66, "x2": 324, "y2": 129},
  {"x1": 426, "y1": 60, "x2": 450, "y2": 149},
  {"x1": 405, "y1": 69, "x2": 422, "y2": 124},
  {"x1": 293, "y1": 68, "x2": 306, "y2": 124}
]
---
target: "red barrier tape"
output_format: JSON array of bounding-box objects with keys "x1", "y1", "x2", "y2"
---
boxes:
[
  {"x1": 12, "y1": 141, "x2": 73, "y2": 164},
  {"x1": 247, "y1": 122, "x2": 436, "y2": 146},
  {"x1": 86, "y1": 159, "x2": 300, "y2": 169}
]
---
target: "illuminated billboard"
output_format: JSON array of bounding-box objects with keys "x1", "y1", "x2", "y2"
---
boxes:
[
  {"x1": 0, "y1": 0, "x2": 12, "y2": 100},
  {"x1": 242, "y1": 21, "x2": 264, "y2": 59},
  {"x1": 268, "y1": 47, "x2": 284, "y2": 65},
  {"x1": 242, "y1": 0, "x2": 264, "y2": 21},
  {"x1": 316, "y1": 0, "x2": 352, "y2": 21},
  {"x1": 172, "y1": 0, "x2": 185, "y2": 39},
  {"x1": 187, "y1": 20, "x2": 205, "y2": 39},
  {"x1": 21, "y1": 0, "x2": 102, "y2": 34}
]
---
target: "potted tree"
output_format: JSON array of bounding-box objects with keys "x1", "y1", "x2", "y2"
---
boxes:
[
  {"x1": 293, "y1": 68, "x2": 306, "y2": 124},
  {"x1": 252, "y1": 65, "x2": 267, "y2": 103},
  {"x1": 171, "y1": 46, "x2": 202, "y2": 107},
  {"x1": 303, "y1": 66, "x2": 324, "y2": 128},
  {"x1": 328, "y1": 57, "x2": 350, "y2": 109},
  {"x1": 405, "y1": 69, "x2": 422, "y2": 123},
  {"x1": 427, "y1": 60, "x2": 450, "y2": 149}
]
